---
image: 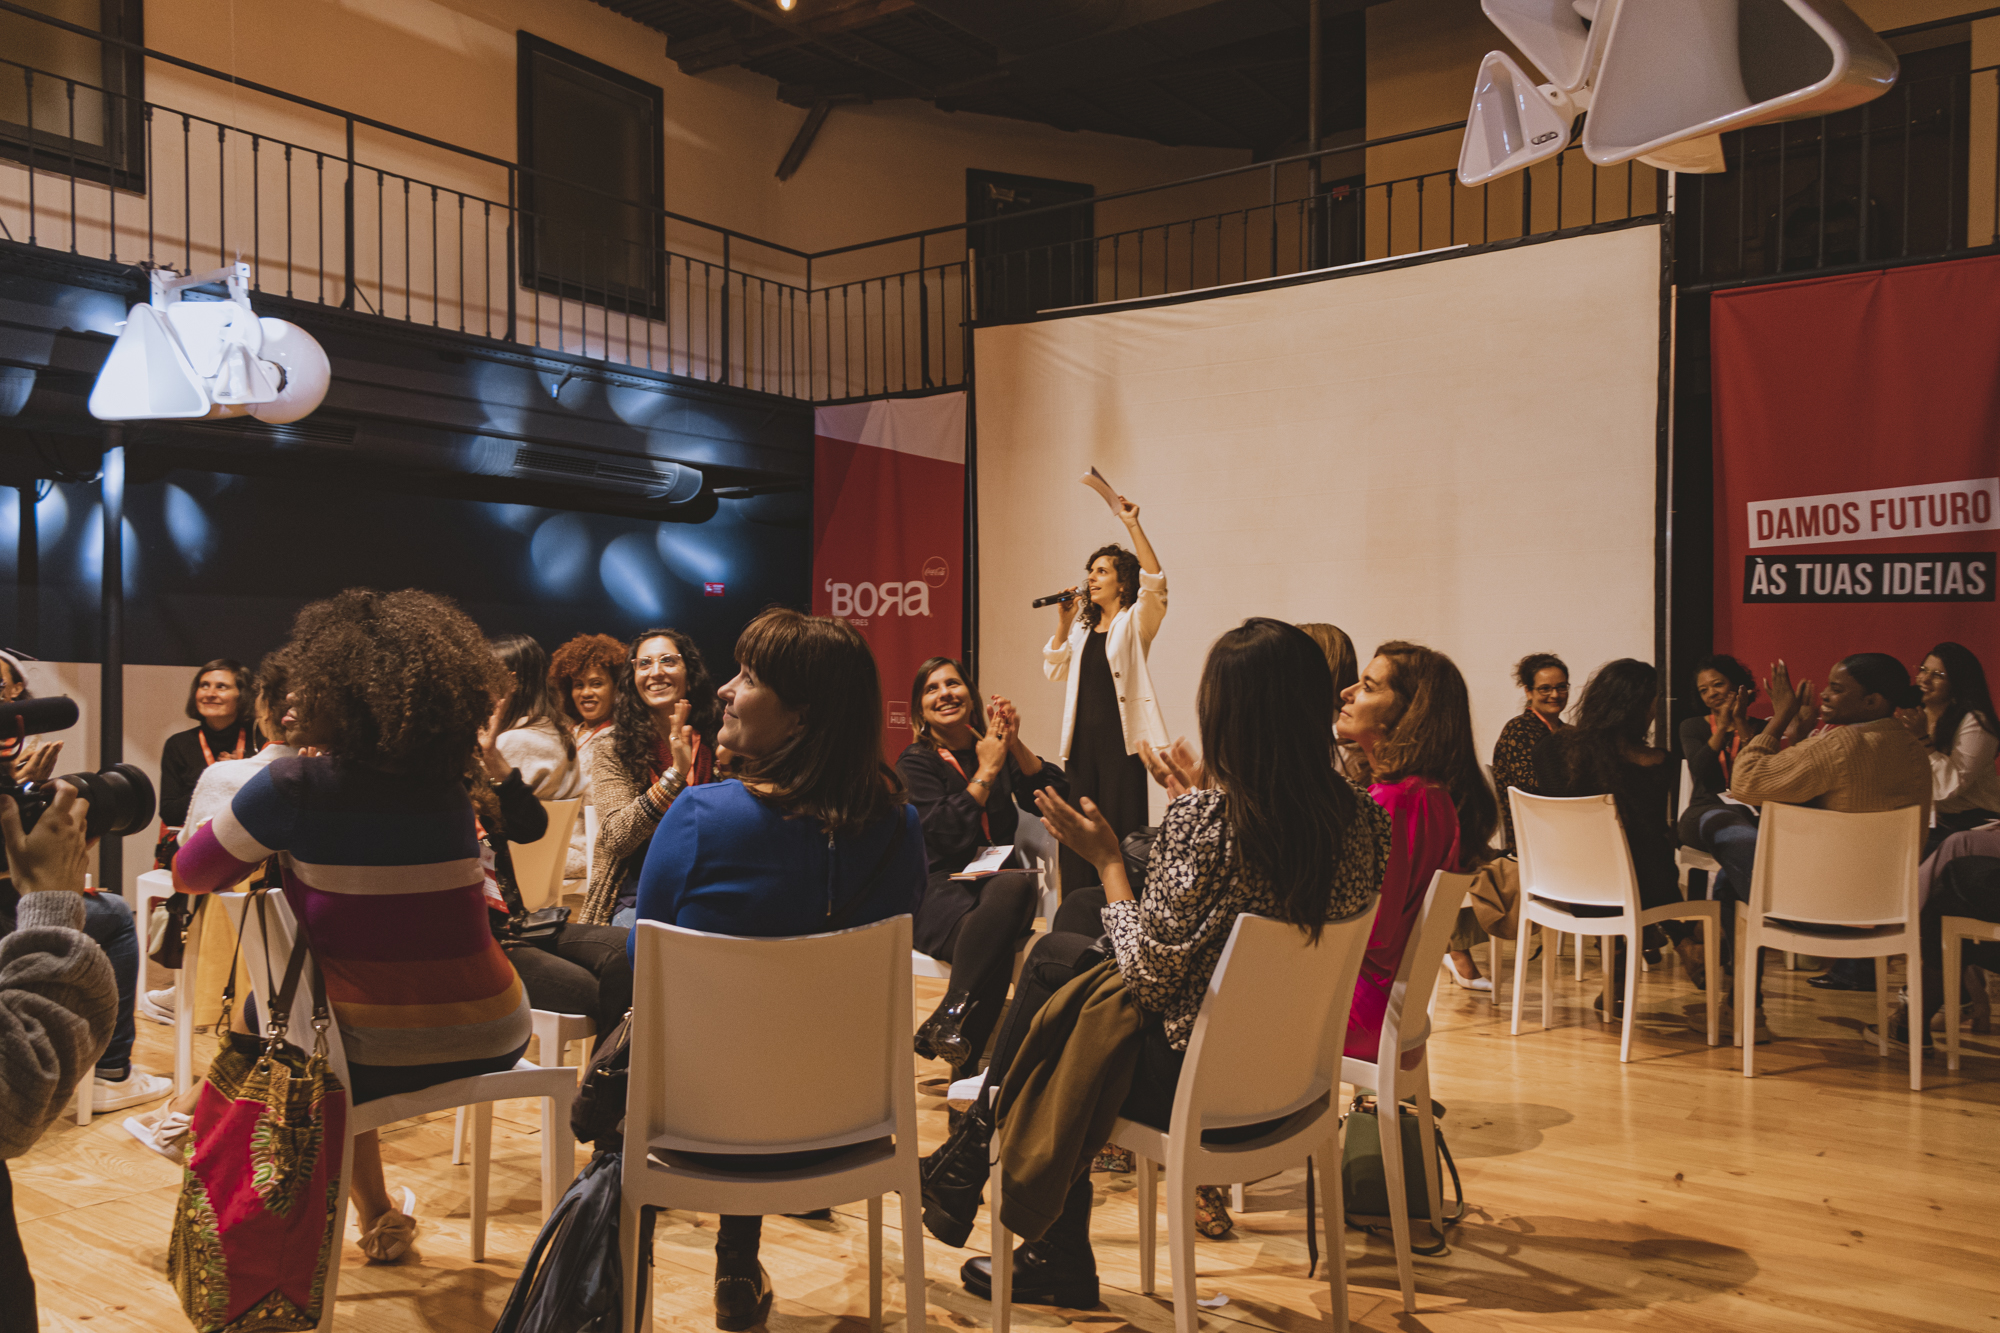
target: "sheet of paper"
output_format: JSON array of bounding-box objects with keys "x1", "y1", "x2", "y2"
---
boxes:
[
  {"x1": 1081, "y1": 466, "x2": 1121, "y2": 513},
  {"x1": 950, "y1": 845, "x2": 1013, "y2": 879}
]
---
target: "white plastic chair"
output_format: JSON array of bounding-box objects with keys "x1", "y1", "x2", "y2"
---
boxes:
[
  {"x1": 1508, "y1": 789, "x2": 1721, "y2": 1061},
  {"x1": 1944, "y1": 917, "x2": 2000, "y2": 1072},
  {"x1": 1734, "y1": 803, "x2": 1925, "y2": 1089},
  {"x1": 988, "y1": 910, "x2": 1373, "y2": 1333},
  {"x1": 216, "y1": 889, "x2": 579, "y2": 1331},
  {"x1": 456, "y1": 799, "x2": 590, "y2": 1162},
  {"x1": 620, "y1": 916, "x2": 926, "y2": 1333},
  {"x1": 1341, "y1": 870, "x2": 1476, "y2": 1313}
]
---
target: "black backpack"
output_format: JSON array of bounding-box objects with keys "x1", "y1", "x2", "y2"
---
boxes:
[{"x1": 492, "y1": 1149, "x2": 653, "y2": 1333}]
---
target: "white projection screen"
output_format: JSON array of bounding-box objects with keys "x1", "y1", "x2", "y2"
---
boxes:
[{"x1": 975, "y1": 224, "x2": 1662, "y2": 819}]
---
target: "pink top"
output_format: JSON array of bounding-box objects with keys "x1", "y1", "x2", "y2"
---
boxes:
[{"x1": 1344, "y1": 776, "x2": 1460, "y2": 1061}]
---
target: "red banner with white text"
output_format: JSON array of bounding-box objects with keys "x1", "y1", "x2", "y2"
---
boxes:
[
  {"x1": 813, "y1": 393, "x2": 966, "y2": 758},
  {"x1": 1712, "y1": 256, "x2": 2000, "y2": 691}
]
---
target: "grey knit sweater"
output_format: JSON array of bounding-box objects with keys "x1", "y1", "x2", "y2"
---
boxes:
[{"x1": 0, "y1": 892, "x2": 116, "y2": 1158}]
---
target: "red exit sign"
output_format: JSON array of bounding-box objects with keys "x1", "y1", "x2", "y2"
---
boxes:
[{"x1": 703, "y1": 582, "x2": 725, "y2": 597}]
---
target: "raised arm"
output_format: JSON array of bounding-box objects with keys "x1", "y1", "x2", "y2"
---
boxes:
[{"x1": 1117, "y1": 497, "x2": 1160, "y2": 576}]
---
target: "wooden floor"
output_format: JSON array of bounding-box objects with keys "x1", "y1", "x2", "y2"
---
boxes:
[{"x1": 17, "y1": 942, "x2": 2000, "y2": 1333}]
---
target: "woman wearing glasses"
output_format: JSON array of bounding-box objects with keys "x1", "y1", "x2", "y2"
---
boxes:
[
  {"x1": 577, "y1": 629, "x2": 718, "y2": 927},
  {"x1": 1904, "y1": 641, "x2": 2000, "y2": 849},
  {"x1": 1492, "y1": 652, "x2": 1568, "y2": 851}
]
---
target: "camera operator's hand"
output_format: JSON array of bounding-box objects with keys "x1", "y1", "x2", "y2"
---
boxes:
[
  {"x1": 13, "y1": 736, "x2": 62, "y2": 785},
  {"x1": 0, "y1": 781, "x2": 90, "y2": 896}
]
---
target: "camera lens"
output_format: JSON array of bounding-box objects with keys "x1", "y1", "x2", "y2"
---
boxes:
[{"x1": 52, "y1": 764, "x2": 158, "y2": 843}]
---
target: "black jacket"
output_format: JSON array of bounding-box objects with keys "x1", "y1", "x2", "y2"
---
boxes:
[{"x1": 896, "y1": 740, "x2": 1067, "y2": 875}]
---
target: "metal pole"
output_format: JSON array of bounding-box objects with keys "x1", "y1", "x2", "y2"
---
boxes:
[
  {"x1": 99, "y1": 435, "x2": 125, "y2": 897},
  {"x1": 16, "y1": 483, "x2": 37, "y2": 653},
  {"x1": 1307, "y1": 0, "x2": 1323, "y2": 266},
  {"x1": 342, "y1": 116, "x2": 356, "y2": 310},
  {"x1": 719, "y1": 234, "x2": 732, "y2": 385}
]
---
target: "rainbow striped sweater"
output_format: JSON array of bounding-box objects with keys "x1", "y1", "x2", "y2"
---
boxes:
[{"x1": 173, "y1": 754, "x2": 530, "y2": 1068}]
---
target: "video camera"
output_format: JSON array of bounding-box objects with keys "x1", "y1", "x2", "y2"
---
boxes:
[{"x1": 0, "y1": 697, "x2": 157, "y2": 846}]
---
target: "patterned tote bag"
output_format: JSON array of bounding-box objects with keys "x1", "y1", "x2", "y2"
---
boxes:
[{"x1": 170, "y1": 892, "x2": 349, "y2": 1333}]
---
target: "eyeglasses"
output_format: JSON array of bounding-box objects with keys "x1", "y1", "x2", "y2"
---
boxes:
[
  {"x1": 1531, "y1": 685, "x2": 1570, "y2": 697},
  {"x1": 633, "y1": 654, "x2": 682, "y2": 672},
  {"x1": 1915, "y1": 665, "x2": 1947, "y2": 681}
]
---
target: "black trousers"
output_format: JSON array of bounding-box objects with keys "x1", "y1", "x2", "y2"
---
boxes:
[
  {"x1": 1059, "y1": 743, "x2": 1147, "y2": 895},
  {"x1": 0, "y1": 1163, "x2": 31, "y2": 1333},
  {"x1": 501, "y1": 923, "x2": 634, "y2": 1056},
  {"x1": 917, "y1": 871, "x2": 1042, "y2": 1068},
  {"x1": 1919, "y1": 854, "x2": 2000, "y2": 1020}
]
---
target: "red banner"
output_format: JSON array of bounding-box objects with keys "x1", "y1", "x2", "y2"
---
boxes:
[
  {"x1": 813, "y1": 393, "x2": 966, "y2": 758},
  {"x1": 1711, "y1": 256, "x2": 2000, "y2": 691}
]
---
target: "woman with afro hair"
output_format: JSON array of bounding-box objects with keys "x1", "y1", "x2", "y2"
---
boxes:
[
  {"x1": 171, "y1": 588, "x2": 532, "y2": 1264},
  {"x1": 549, "y1": 631, "x2": 626, "y2": 879}
]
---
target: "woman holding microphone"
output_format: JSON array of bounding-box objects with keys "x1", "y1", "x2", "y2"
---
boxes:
[{"x1": 1044, "y1": 495, "x2": 1167, "y2": 894}]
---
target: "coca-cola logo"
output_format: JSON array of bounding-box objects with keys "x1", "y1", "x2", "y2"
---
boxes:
[{"x1": 922, "y1": 556, "x2": 949, "y2": 587}]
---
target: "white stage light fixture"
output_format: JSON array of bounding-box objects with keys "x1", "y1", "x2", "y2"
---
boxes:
[
  {"x1": 89, "y1": 262, "x2": 331, "y2": 423},
  {"x1": 1581, "y1": 0, "x2": 1897, "y2": 166},
  {"x1": 1481, "y1": 0, "x2": 1613, "y2": 95},
  {"x1": 1639, "y1": 133, "x2": 1728, "y2": 174},
  {"x1": 1458, "y1": 51, "x2": 1577, "y2": 188}
]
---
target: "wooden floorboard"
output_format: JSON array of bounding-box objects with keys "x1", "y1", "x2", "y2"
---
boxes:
[{"x1": 16, "y1": 944, "x2": 1998, "y2": 1331}]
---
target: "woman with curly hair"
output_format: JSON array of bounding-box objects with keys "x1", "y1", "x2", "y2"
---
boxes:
[
  {"x1": 1492, "y1": 651, "x2": 1568, "y2": 850},
  {"x1": 549, "y1": 632, "x2": 625, "y2": 878},
  {"x1": 578, "y1": 627, "x2": 718, "y2": 927},
  {"x1": 1043, "y1": 493, "x2": 1167, "y2": 894},
  {"x1": 171, "y1": 588, "x2": 532, "y2": 1264},
  {"x1": 1338, "y1": 641, "x2": 1499, "y2": 1029}
]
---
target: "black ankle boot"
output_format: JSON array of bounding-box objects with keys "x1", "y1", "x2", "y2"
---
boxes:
[
  {"x1": 960, "y1": 1175, "x2": 1098, "y2": 1309},
  {"x1": 919, "y1": 1097, "x2": 993, "y2": 1247},
  {"x1": 914, "y1": 990, "x2": 974, "y2": 1065},
  {"x1": 713, "y1": 1253, "x2": 773, "y2": 1331}
]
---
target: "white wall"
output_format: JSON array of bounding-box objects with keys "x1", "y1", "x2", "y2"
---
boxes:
[
  {"x1": 974, "y1": 225, "x2": 1663, "y2": 810},
  {"x1": 19, "y1": 662, "x2": 203, "y2": 910}
]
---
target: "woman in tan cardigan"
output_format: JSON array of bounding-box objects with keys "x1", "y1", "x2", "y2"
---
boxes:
[{"x1": 577, "y1": 627, "x2": 718, "y2": 926}]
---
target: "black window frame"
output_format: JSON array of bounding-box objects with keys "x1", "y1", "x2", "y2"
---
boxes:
[
  {"x1": 0, "y1": 0, "x2": 147, "y2": 193},
  {"x1": 516, "y1": 32, "x2": 666, "y2": 321}
]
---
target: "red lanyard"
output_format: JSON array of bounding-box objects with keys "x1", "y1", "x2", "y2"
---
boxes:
[
  {"x1": 1533, "y1": 709, "x2": 1561, "y2": 735},
  {"x1": 936, "y1": 746, "x2": 991, "y2": 842},
  {"x1": 1709, "y1": 715, "x2": 1743, "y2": 781},
  {"x1": 198, "y1": 728, "x2": 247, "y2": 766}
]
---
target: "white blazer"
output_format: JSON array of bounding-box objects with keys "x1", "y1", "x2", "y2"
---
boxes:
[{"x1": 1043, "y1": 568, "x2": 1170, "y2": 760}]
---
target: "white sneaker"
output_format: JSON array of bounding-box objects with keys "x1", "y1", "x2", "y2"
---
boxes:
[
  {"x1": 92, "y1": 1068, "x2": 173, "y2": 1113},
  {"x1": 138, "y1": 986, "x2": 177, "y2": 1025}
]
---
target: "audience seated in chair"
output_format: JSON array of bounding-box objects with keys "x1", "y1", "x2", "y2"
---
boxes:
[
  {"x1": 1493, "y1": 652, "x2": 1568, "y2": 853},
  {"x1": 476, "y1": 640, "x2": 631, "y2": 1058},
  {"x1": 1712, "y1": 653, "x2": 1932, "y2": 1017},
  {"x1": 1535, "y1": 659, "x2": 1704, "y2": 1009},
  {"x1": 1904, "y1": 641, "x2": 2000, "y2": 850},
  {"x1": 578, "y1": 627, "x2": 717, "y2": 928},
  {"x1": 897, "y1": 657, "x2": 1068, "y2": 1083},
  {"x1": 626, "y1": 607, "x2": 927, "y2": 1332},
  {"x1": 1677, "y1": 654, "x2": 1767, "y2": 877},
  {"x1": 1337, "y1": 641, "x2": 1498, "y2": 1034},
  {"x1": 547, "y1": 632, "x2": 625, "y2": 881},
  {"x1": 169, "y1": 588, "x2": 535, "y2": 1265},
  {"x1": 1901, "y1": 815, "x2": 2000, "y2": 1045},
  {"x1": 916, "y1": 618, "x2": 1390, "y2": 1311}
]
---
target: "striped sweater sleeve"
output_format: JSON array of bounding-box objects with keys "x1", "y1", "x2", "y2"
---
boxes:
[{"x1": 173, "y1": 766, "x2": 296, "y2": 894}]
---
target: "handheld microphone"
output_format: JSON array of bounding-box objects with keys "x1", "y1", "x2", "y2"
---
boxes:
[{"x1": 1030, "y1": 589, "x2": 1079, "y2": 608}]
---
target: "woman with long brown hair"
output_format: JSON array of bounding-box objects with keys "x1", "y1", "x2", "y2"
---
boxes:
[
  {"x1": 918, "y1": 618, "x2": 1388, "y2": 1307},
  {"x1": 1337, "y1": 641, "x2": 1497, "y2": 1049},
  {"x1": 577, "y1": 627, "x2": 718, "y2": 926},
  {"x1": 628, "y1": 608, "x2": 925, "y2": 1329}
]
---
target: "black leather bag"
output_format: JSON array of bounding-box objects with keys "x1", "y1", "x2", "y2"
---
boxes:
[{"x1": 493, "y1": 839, "x2": 569, "y2": 950}]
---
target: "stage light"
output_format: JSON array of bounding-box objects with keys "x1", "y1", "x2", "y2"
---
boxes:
[
  {"x1": 1458, "y1": 50, "x2": 1576, "y2": 187},
  {"x1": 777, "y1": 0, "x2": 795, "y2": 9},
  {"x1": 89, "y1": 262, "x2": 331, "y2": 424},
  {"x1": 1461, "y1": 0, "x2": 1896, "y2": 183},
  {"x1": 600, "y1": 533, "x2": 669, "y2": 620},
  {"x1": 162, "y1": 483, "x2": 215, "y2": 570},
  {"x1": 530, "y1": 512, "x2": 594, "y2": 596}
]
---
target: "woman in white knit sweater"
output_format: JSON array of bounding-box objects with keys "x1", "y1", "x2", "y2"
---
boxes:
[{"x1": 549, "y1": 633, "x2": 625, "y2": 881}]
